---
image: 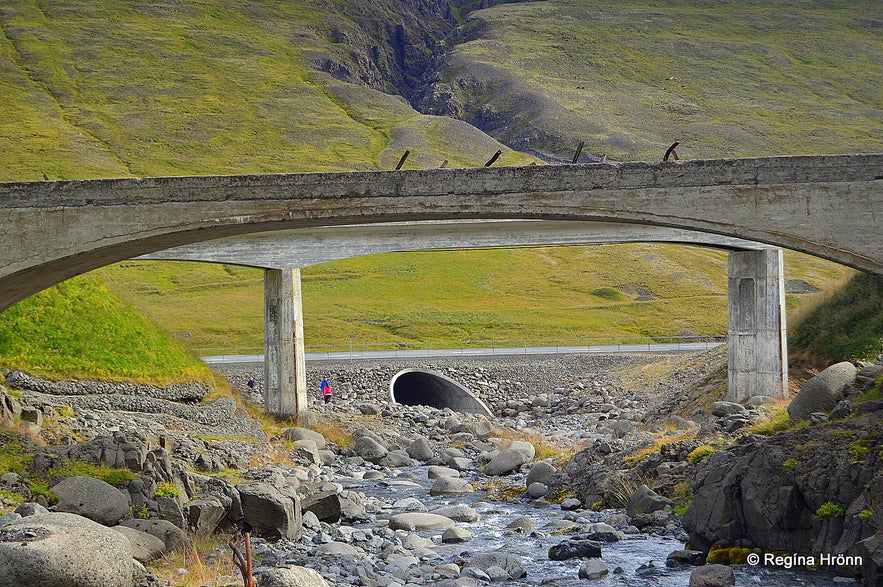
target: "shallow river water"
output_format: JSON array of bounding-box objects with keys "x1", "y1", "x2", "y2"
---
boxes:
[{"x1": 342, "y1": 466, "x2": 859, "y2": 587}]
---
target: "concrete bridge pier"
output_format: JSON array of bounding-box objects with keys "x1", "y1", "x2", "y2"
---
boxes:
[
  {"x1": 727, "y1": 249, "x2": 788, "y2": 402},
  {"x1": 263, "y1": 268, "x2": 307, "y2": 418}
]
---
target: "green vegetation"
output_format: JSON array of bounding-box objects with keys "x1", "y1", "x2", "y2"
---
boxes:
[
  {"x1": 50, "y1": 461, "x2": 139, "y2": 487},
  {"x1": 154, "y1": 482, "x2": 181, "y2": 499},
  {"x1": 687, "y1": 445, "x2": 717, "y2": 464},
  {"x1": 0, "y1": 276, "x2": 213, "y2": 383},
  {"x1": 92, "y1": 248, "x2": 849, "y2": 358},
  {"x1": 782, "y1": 458, "x2": 799, "y2": 471},
  {"x1": 790, "y1": 273, "x2": 883, "y2": 363},
  {"x1": 442, "y1": 0, "x2": 883, "y2": 161},
  {"x1": 0, "y1": 0, "x2": 876, "y2": 381},
  {"x1": 0, "y1": 0, "x2": 530, "y2": 183},
  {"x1": 750, "y1": 405, "x2": 792, "y2": 435},
  {"x1": 815, "y1": 501, "x2": 846, "y2": 519}
]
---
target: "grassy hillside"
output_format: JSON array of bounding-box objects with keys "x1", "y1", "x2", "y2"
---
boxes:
[
  {"x1": 429, "y1": 0, "x2": 883, "y2": 160},
  {"x1": 94, "y1": 248, "x2": 853, "y2": 355},
  {"x1": 0, "y1": 0, "x2": 532, "y2": 182},
  {"x1": 0, "y1": 276, "x2": 212, "y2": 382},
  {"x1": 790, "y1": 272, "x2": 883, "y2": 364},
  {"x1": 0, "y1": 0, "x2": 877, "y2": 379}
]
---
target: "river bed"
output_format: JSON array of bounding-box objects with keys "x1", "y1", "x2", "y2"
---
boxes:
[{"x1": 338, "y1": 465, "x2": 859, "y2": 587}]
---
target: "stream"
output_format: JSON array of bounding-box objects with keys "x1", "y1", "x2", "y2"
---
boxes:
[{"x1": 339, "y1": 465, "x2": 859, "y2": 587}]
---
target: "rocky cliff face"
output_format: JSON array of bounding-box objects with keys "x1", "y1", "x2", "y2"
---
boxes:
[{"x1": 683, "y1": 412, "x2": 882, "y2": 555}]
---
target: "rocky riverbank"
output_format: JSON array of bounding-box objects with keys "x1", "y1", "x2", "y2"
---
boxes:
[{"x1": 0, "y1": 349, "x2": 880, "y2": 586}]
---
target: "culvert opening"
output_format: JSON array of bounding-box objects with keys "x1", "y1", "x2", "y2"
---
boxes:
[{"x1": 389, "y1": 369, "x2": 492, "y2": 417}]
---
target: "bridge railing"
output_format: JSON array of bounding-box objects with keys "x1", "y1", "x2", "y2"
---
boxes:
[{"x1": 195, "y1": 334, "x2": 727, "y2": 359}]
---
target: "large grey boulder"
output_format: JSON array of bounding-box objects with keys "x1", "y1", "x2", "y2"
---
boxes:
[
  {"x1": 626, "y1": 484, "x2": 673, "y2": 516},
  {"x1": 689, "y1": 564, "x2": 735, "y2": 587},
  {"x1": 278, "y1": 427, "x2": 326, "y2": 450},
  {"x1": 0, "y1": 512, "x2": 133, "y2": 587},
  {"x1": 430, "y1": 476, "x2": 474, "y2": 496},
  {"x1": 301, "y1": 490, "x2": 342, "y2": 523},
  {"x1": 463, "y1": 552, "x2": 527, "y2": 580},
  {"x1": 431, "y1": 504, "x2": 480, "y2": 522},
  {"x1": 406, "y1": 437, "x2": 434, "y2": 462},
  {"x1": 389, "y1": 512, "x2": 455, "y2": 531},
  {"x1": 484, "y1": 441, "x2": 536, "y2": 476},
  {"x1": 578, "y1": 558, "x2": 609, "y2": 580},
  {"x1": 525, "y1": 461, "x2": 557, "y2": 488},
  {"x1": 182, "y1": 495, "x2": 227, "y2": 539},
  {"x1": 237, "y1": 481, "x2": 302, "y2": 540},
  {"x1": 354, "y1": 436, "x2": 388, "y2": 463},
  {"x1": 120, "y1": 518, "x2": 191, "y2": 552},
  {"x1": 112, "y1": 525, "x2": 167, "y2": 563},
  {"x1": 52, "y1": 476, "x2": 131, "y2": 526},
  {"x1": 788, "y1": 361, "x2": 857, "y2": 421},
  {"x1": 258, "y1": 565, "x2": 330, "y2": 587}
]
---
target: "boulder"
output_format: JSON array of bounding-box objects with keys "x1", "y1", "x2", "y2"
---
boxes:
[
  {"x1": 666, "y1": 550, "x2": 706, "y2": 567},
  {"x1": 578, "y1": 558, "x2": 609, "y2": 580},
  {"x1": 338, "y1": 490, "x2": 368, "y2": 522},
  {"x1": 278, "y1": 427, "x2": 326, "y2": 450},
  {"x1": 300, "y1": 490, "x2": 341, "y2": 523},
  {"x1": 855, "y1": 534, "x2": 883, "y2": 587},
  {"x1": 381, "y1": 449, "x2": 414, "y2": 467},
  {"x1": 182, "y1": 495, "x2": 227, "y2": 539},
  {"x1": 463, "y1": 552, "x2": 526, "y2": 580},
  {"x1": 120, "y1": 518, "x2": 191, "y2": 552},
  {"x1": 388, "y1": 512, "x2": 455, "y2": 531},
  {"x1": 484, "y1": 441, "x2": 535, "y2": 476},
  {"x1": 506, "y1": 517, "x2": 536, "y2": 534},
  {"x1": 689, "y1": 564, "x2": 735, "y2": 587},
  {"x1": 354, "y1": 436, "x2": 388, "y2": 463},
  {"x1": 258, "y1": 565, "x2": 330, "y2": 587},
  {"x1": 626, "y1": 484, "x2": 673, "y2": 516},
  {"x1": 406, "y1": 437, "x2": 434, "y2": 462},
  {"x1": 527, "y1": 482, "x2": 548, "y2": 498},
  {"x1": 112, "y1": 525, "x2": 167, "y2": 563},
  {"x1": 525, "y1": 461, "x2": 556, "y2": 488},
  {"x1": 548, "y1": 540, "x2": 602, "y2": 560},
  {"x1": 51, "y1": 476, "x2": 131, "y2": 526},
  {"x1": 788, "y1": 361, "x2": 856, "y2": 421},
  {"x1": 237, "y1": 481, "x2": 302, "y2": 541},
  {"x1": 0, "y1": 512, "x2": 133, "y2": 587},
  {"x1": 711, "y1": 401, "x2": 747, "y2": 417},
  {"x1": 428, "y1": 465, "x2": 460, "y2": 479},
  {"x1": 430, "y1": 476, "x2": 474, "y2": 496},
  {"x1": 431, "y1": 504, "x2": 480, "y2": 522},
  {"x1": 442, "y1": 526, "x2": 472, "y2": 543}
]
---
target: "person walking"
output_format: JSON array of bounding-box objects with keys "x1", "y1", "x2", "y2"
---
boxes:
[{"x1": 320, "y1": 378, "x2": 333, "y2": 404}]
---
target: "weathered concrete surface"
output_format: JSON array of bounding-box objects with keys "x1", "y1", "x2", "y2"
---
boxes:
[
  {"x1": 727, "y1": 249, "x2": 789, "y2": 400},
  {"x1": 264, "y1": 268, "x2": 307, "y2": 417},
  {"x1": 1, "y1": 155, "x2": 881, "y2": 310},
  {"x1": 139, "y1": 220, "x2": 774, "y2": 269}
]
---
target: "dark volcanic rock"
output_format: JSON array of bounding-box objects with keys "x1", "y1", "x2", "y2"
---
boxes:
[{"x1": 548, "y1": 539, "x2": 602, "y2": 561}]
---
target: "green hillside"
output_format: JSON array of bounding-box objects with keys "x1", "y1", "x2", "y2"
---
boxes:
[
  {"x1": 0, "y1": 0, "x2": 879, "y2": 379},
  {"x1": 94, "y1": 248, "x2": 853, "y2": 355},
  {"x1": 427, "y1": 0, "x2": 883, "y2": 160},
  {"x1": 0, "y1": 276, "x2": 213, "y2": 382}
]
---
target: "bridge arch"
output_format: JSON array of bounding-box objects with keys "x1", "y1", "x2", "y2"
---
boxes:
[
  {"x1": 1, "y1": 154, "x2": 880, "y2": 311},
  {"x1": 1, "y1": 155, "x2": 879, "y2": 417}
]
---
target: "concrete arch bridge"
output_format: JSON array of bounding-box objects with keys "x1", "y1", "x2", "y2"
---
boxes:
[{"x1": 0, "y1": 154, "x2": 880, "y2": 417}]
